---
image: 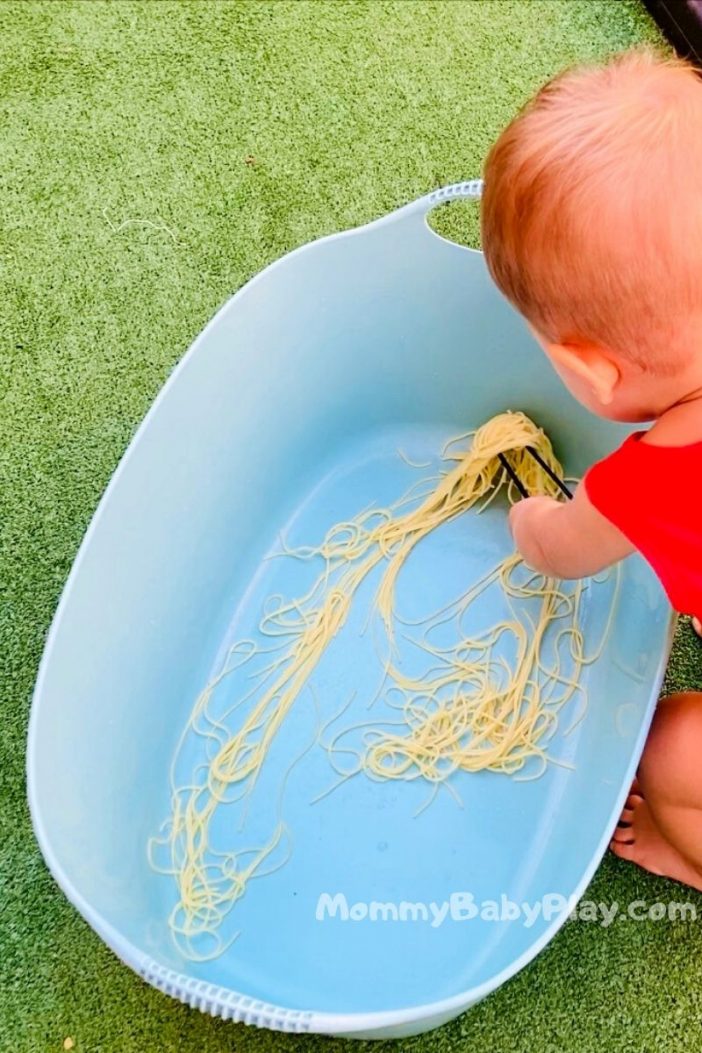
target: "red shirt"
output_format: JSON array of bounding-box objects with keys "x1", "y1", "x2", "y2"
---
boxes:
[{"x1": 584, "y1": 433, "x2": 702, "y2": 615}]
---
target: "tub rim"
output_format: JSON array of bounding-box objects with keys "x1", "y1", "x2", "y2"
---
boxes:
[{"x1": 26, "y1": 185, "x2": 675, "y2": 1037}]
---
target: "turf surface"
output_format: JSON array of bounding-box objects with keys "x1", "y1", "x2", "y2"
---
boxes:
[{"x1": 2, "y1": 1, "x2": 701, "y2": 1050}]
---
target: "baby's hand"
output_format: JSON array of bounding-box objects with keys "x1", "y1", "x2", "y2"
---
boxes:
[
  {"x1": 509, "y1": 485, "x2": 634, "y2": 580},
  {"x1": 509, "y1": 495, "x2": 561, "y2": 575}
]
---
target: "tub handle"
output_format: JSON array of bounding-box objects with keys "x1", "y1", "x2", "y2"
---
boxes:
[
  {"x1": 379, "y1": 180, "x2": 483, "y2": 229},
  {"x1": 408, "y1": 179, "x2": 483, "y2": 217},
  {"x1": 421, "y1": 180, "x2": 483, "y2": 212}
]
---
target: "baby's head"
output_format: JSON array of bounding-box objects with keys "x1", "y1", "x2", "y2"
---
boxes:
[{"x1": 481, "y1": 49, "x2": 702, "y2": 422}]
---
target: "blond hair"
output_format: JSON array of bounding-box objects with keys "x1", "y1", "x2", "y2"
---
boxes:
[{"x1": 481, "y1": 49, "x2": 702, "y2": 374}]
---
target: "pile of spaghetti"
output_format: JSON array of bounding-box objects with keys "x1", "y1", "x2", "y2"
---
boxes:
[{"x1": 150, "y1": 411, "x2": 611, "y2": 957}]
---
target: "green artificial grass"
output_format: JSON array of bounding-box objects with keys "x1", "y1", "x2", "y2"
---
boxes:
[{"x1": 2, "y1": 1, "x2": 701, "y2": 1050}]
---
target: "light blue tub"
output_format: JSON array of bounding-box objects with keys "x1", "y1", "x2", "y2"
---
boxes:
[{"x1": 28, "y1": 184, "x2": 673, "y2": 1039}]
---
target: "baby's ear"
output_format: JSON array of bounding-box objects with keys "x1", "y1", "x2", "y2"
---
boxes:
[{"x1": 548, "y1": 340, "x2": 621, "y2": 406}]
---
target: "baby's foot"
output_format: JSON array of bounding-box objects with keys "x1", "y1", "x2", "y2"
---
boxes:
[
  {"x1": 693, "y1": 616, "x2": 702, "y2": 638},
  {"x1": 611, "y1": 783, "x2": 702, "y2": 892}
]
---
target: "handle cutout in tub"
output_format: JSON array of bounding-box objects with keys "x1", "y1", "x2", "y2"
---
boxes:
[{"x1": 426, "y1": 196, "x2": 481, "y2": 251}]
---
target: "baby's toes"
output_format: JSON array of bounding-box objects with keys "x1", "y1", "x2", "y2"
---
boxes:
[
  {"x1": 612, "y1": 791, "x2": 645, "y2": 843},
  {"x1": 612, "y1": 824, "x2": 635, "y2": 844},
  {"x1": 610, "y1": 837, "x2": 636, "y2": 860}
]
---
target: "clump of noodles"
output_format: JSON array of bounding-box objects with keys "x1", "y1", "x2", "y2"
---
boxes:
[
  {"x1": 151, "y1": 411, "x2": 586, "y2": 957},
  {"x1": 359, "y1": 559, "x2": 617, "y2": 790}
]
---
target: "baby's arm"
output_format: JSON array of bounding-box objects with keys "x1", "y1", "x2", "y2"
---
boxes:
[{"x1": 509, "y1": 483, "x2": 634, "y2": 579}]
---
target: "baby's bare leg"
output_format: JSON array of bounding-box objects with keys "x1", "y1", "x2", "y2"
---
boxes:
[{"x1": 611, "y1": 693, "x2": 702, "y2": 891}]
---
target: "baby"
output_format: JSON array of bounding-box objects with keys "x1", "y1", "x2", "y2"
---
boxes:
[{"x1": 481, "y1": 48, "x2": 702, "y2": 890}]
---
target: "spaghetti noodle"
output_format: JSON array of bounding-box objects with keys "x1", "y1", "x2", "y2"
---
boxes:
[{"x1": 151, "y1": 411, "x2": 606, "y2": 957}]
